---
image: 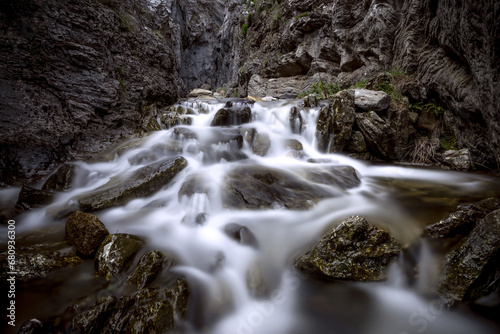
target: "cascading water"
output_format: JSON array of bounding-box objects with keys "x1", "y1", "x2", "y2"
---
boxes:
[{"x1": 2, "y1": 98, "x2": 500, "y2": 334}]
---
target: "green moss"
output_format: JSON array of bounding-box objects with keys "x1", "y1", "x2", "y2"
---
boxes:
[
  {"x1": 298, "y1": 80, "x2": 340, "y2": 99},
  {"x1": 410, "y1": 100, "x2": 444, "y2": 116},
  {"x1": 375, "y1": 82, "x2": 403, "y2": 102},
  {"x1": 242, "y1": 23, "x2": 248, "y2": 36},
  {"x1": 295, "y1": 12, "x2": 309, "y2": 20},
  {"x1": 385, "y1": 66, "x2": 409, "y2": 77},
  {"x1": 441, "y1": 134, "x2": 458, "y2": 151},
  {"x1": 352, "y1": 80, "x2": 368, "y2": 89}
]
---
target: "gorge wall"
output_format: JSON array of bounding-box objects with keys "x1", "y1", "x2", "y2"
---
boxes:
[{"x1": 0, "y1": 0, "x2": 499, "y2": 186}]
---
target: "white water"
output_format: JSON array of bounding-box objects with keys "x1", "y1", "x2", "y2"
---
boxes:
[{"x1": 3, "y1": 98, "x2": 500, "y2": 334}]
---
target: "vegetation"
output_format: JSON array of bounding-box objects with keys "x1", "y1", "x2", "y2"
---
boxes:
[
  {"x1": 295, "y1": 12, "x2": 310, "y2": 20},
  {"x1": 351, "y1": 80, "x2": 368, "y2": 89},
  {"x1": 242, "y1": 23, "x2": 248, "y2": 36},
  {"x1": 374, "y1": 81, "x2": 403, "y2": 102},
  {"x1": 410, "y1": 100, "x2": 444, "y2": 116},
  {"x1": 298, "y1": 80, "x2": 340, "y2": 99},
  {"x1": 385, "y1": 66, "x2": 409, "y2": 77},
  {"x1": 441, "y1": 134, "x2": 458, "y2": 151}
]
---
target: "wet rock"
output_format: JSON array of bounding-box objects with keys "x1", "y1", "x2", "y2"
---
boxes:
[
  {"x1": 417, "y1": 109, "x2": 437, "y2": 132},
  {"x1": 348, "y1": 131, "x2": 367, "y2": 153},
  {"x1": 188, "y1": 88, "x2": 213, "y2": 98},
  {"x1": 354, "y1": 89, "x2": 391, "y2": 112},
  {"x1": 128, "y1": 150, "x2": 159, "y2": 166},
  {"x1": 15, "y1": 186, "x2": 55, "y2": 211},
  {"x1": 315, "y1": 90, "x2": 355, "y2": 153},
  {"x1": 178, "y1": 174, "x2": 212, "y2": 199},
  {"x1": 442, "y1": 149, "x2": 471, "y2": 170},
  {"x1": 65, "y1": 211, "x2": 109, "y2": 257},
  {"x1": 72, "y1": 296, "x2": 117, "y2": 333},
  {"x1": 296, "y1": 165, "x2": 361, "y2": 190},
  {"x1": 173, "y1": 127, "x2": 198, "y2": 140},
  {"x1": 160, "y1": 112, "x2": 192, "y2": 129},
  {"x1": 222, "y1": 165, "x2": 340, "y2": 210},
  {"x1": 211, "y1": 107, "x2": 251, "y2": 126},
  {"x1": 151, "y1": 140, "x2": 184, "y2": 155},
  {"x1": 295, "y1": 216, "x2": 401, "y2": 281},
  {"x1": 126, "y1": 300, "x2": 174, "y2": 334},
  {"x1": 246, "y1": 260, "x2": 269, "y2": 298},
  {"x1": 224, "y1": 223, "x2": 258, "y2": 247},
  {"x1": 145, "y1": 117, "x2": 162, "y2": 132},
  {"x1": 42, "y1": 164, "x2": 76, "y2": 191},
  {"x1": 252, "y1": 132, "x2": 271, "y2": 156},
  {"x1": 77, "y1": 156, "x2": 187, "y2": 211},
  {"x1": 423, "y1": 198, "x2": 500, "y2": 239},
  {"x1": 95, "y1": 234, "x2": 145, "y2": 279},
  {"x1": 285, "y1": 139, "x2": 303, "y2": 151},
  {"x1": 356, "y1": 111, "x2": 395, "y2": 159},
  {"x1": 289, "y1": 107, "x2": 304, "y2": 134},
  {"x1": 242, "y1": 128, "x2": 257, "y2": 145},
  {"x1": 127, "y1": 251, "x2": 166, "y2": 289},
  {"x1": 303, "y1": 95, "x2": 318, "y2": 108},
  {"x1": 0, "y1": 241, "x2": 82, "y2": 281},
  {"x1": 438, "y1": 209, "x2": 500, "y2": 305},
  {"x1": 17, "y1": 318, "x2": 44, "y2": 334}
]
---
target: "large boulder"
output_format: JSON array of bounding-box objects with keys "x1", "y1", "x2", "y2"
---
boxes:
[
  {"x1": 315, "y1": 90, "x2": 356, "y2": 153},
  {"x1": 211, "y1": 107, "x2": 252, "y2": 126},
  {"x1": 354, "y1": 89, "x2": 391, "y2": 111},
  {"x1": 65, "y1": 211, "x2": 109, "y2": 256},
  {"x1": 438, "y1": 209, "x2": 500, "y2": 305},
  {"x1": 251, "y1": 132, "x2": 271, "y2": 156},
  {"x1": 295, "y1": 216, "x2": 401, "y2": 281},
  {"x1": 356, "y1": 111, "x2": 395, "y2": 159},
  {"x1": 77, "y1": 157, "x2": 187, "y2": 211}
]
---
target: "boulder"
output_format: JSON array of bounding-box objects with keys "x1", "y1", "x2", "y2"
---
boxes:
[
  {"x1": 348, "y1": 131, "x2": 367, "y2": 153},
  {"x1": 284, "y1": 139, "x2": 303, "y2": 151},
  {"x1": 423, "y1": 198, "x2": 500, "y2": 239},
  {"x1": 211, "y1": 107, "x2": 251, "y2": 126},
  {"x1": 295, "y1": 216, "x2": 401, "y2": 281},
  {"x1": 15, "y1": 186, "x2": 55, "y2": 211},
  {"x1": 126, "y1": 250, "x2": 168, "y2": 289},
  {"x1": 289, "y1": 106, "x2": 304, "y2": 134},
  {"x1": 72, "y1": 296, "x2": 117, "y2": 333},
  {"x1": 354, "y1": 89, "x2": 391, "y2": 111},
  {"x1": 315, "y1": 90, "x2": 355, "y2": 153},
  {"x1": 438, "y1": 209, "x2": 500, "y2": 305},
  {"x1": 252, "y1": 132, "x2": 271, "y2": 156},
  {"x1": 77, "y1": 156, "x2": 187, "y2": 211},
  {"x1": 188, "y1": 88, "x2": 213, "y2": 98},
  {"x1": 95, "y1": 234, "x2": 145, "y2": 279},
  {"x1": 442, "y1": 149, "x2": 471, "y2": 170},
  {"x1": 65, "y1": 211, "x2": 109, "y2": 256},
  {"x1": 42, "y1": 164, "x2": 76, "y2": 191},
  {"x1": 356, "y1": 111, "x2": 395, "y2": 159},
  {"x1": 160, "y1": 112, "x2": 192, "y2": 129}
]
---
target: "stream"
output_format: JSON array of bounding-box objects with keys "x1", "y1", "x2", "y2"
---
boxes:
[{"x1": 2, "y1": 98, "x2": 500, "y2": 334}]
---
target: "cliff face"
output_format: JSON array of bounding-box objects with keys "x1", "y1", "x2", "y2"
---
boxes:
[
  {"x1": 1, "y1": 0, "x2": 499, "y2": 186},
  {"x1": 0, "y1": 0, "x2": 182, "y2": 185}
]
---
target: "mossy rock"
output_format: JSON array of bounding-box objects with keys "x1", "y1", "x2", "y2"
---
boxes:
[
  {"x1": 126, "y1": 250, "x2": 170, "y2": 289},
  {"x1": 65, "y1": 211, "x2": 109, "y2": 256},
  {"x1": 95, "y1": 233, "x2": 145, "y2": 279}
]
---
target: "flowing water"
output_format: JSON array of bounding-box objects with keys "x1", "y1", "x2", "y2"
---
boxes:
[{"x1": 2, "y1": 98, "x2": 500, "y2": 334}]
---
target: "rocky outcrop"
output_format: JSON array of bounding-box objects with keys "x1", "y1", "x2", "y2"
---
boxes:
[
  {"x1": 295, "y1": 215, "x2": 401, "y2": 281},
  {"x1": 0, "y1": 0, "x2": 183, "y2": 186}
]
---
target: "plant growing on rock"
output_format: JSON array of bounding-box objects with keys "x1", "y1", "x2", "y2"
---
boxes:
[{"x1": 298, "y1": 80, "x2": 340, "y2": 99}]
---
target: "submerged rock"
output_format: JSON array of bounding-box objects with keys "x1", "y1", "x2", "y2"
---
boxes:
[
  {"x1": 252, "y1": 132, "x2": 271, "y2": 156},
  {"x1": 77, "y1": 156, "x2": 187, "y2": 211},
  {"x1": 211, "y1": 107, "x2": 251, "y2": 126},
  {"x1": 65, "y1": 211, "x2": 109, "y2": 256},
  {"x1": 222, "y1": 165, "x2": 342, "y2": 210},
  {"x1": 438, "y1": 209, "x2": 500, "y2": 305},
  {"x1": 224, "y1": 223, "x2": 258, "y2": 247},
  {"x1": 442, "y1": 149, "x2": 471, "y2": 170},
  {"x1": 246, "y1": 260, "x2": 269, "y2": 298},
  {"x1": 423, "y1": 198, "x2": 500, "y2": 239},
  {"x1": 95, "y1": 234, "x2": 145, "y2": 279},
  {"x1": 295, "y1": 216, "x2": 401, "y2": 281},
  {"x1": 354, "y1": 89, "x2": 391, "y2": 111}
]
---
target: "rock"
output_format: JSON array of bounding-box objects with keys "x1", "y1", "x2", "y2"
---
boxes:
[
  {"x1": 95, "y1": 234, "x2": 145, "y2": 279},
  {"x1": 173, "y1": 127, "x2": 198, "y2": 140},
  {"x1": 252, "y1": 132, "x2": 271, "y2": 156},
  {"x1": 188, "y1": 89, "x2": 213, "y2": 98},
  {"x1": 126, "y1": 300, "x2": 174, "y2": 334},
  {"x1": 17, "y1": 319, "x2": 44, "y2": 334},
  {"x1": 72, "y1": 296, "x2": 117, "y2": 333},
  {"x1": 246, "y1": 260, "x2": 269, "y2": 298},
  {"x1": 423, "y1": 198, "x2": 500, "y2": 239},
  {"x1": 77, "y1": 156, "x2": 187, "y2": 211},
  {"x1": 303, "y1": 95, "x2": 318, "y2": 108},
  {"x1": 65, "y1": 211, "x2": 109, "y2": 257},
  {"x1": 200, "y1": 84, "x2": 212, "y2": 91},
  {"x1": 285, "y1": 139, "x2": 303, "y2": 151},
  {"x1": 348, "y1": 131, "x2": 367, "y2": 153},
  {"x1": 315, "y1": 90, "x2": 355, "y2": 153},
  {"x1": 289, "y1": 107, "x2": 304, "y2": 134},
  {"x1": 224, "y1": 223, "x2": 258, "y2": 247},
  {"x1": 388, "y1": 101, "x2": 412, "y2": 160},
  {"x1": 127, "y1": 251, "x2": 168, "y2": 289},
  {"x1": 128, "y1": 150, "x2": 159, "y2": 166},
  {"x1": 442, "y1": 149, "x2": 471, "y2": 170},
  {"x1": 262, "y1": 96, "x2": 277, "y2": 101},
  {"x1": 295, "y1": 216, "x2": 401, "y2": 281},
  {"x1": 408, "y1": 111, "x2": 419, "y2": 124},
  {"x1": 222, "y1": 165, "x2": 357, "y2": 210},
  {"x1": 417, "y1": 109, "x2": 437, "y2": 132},
  {"x1": 356, "y1": 111, "x2": 395, "y2": 159},
  {"x1": 0, "y1": 241, "x2": 82, "y2": 281},
  {"x1": 42, "y1": 164, "x2": 76, "y2": 191},
  {"x1": 160, "y1": 112, "x2": 192, "y2": 129},
  {"x1": 438, "y1": 209, "x2": 500, "y2": 305},
  {"x1": 211, "y1": 107, "x2": 251, "y2": 126},
  {"x1": 354, "y1": 89, "x2": 391, "y2": 111},
  {"x1": 296, "y1": 165, "x2": 361, "y2": 190},
  {"x1": 15, "y1": 186, "x2": 55, "y2": 211}
]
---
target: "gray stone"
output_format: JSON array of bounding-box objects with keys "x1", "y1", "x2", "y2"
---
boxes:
[
  {"x1": 211, "y1": 107, "x2": 251, "y2": 126},
  {"x1": 295, "y1": 216, "x2": 401, "y2": 281},
  {"x1": 188, "y1": 89, "x2": 213, "y2": 98},
  {"x1": 246, "y1": 260, "x2": 269, "y2": 298},
  {"x1": 348, "y1": 131, "x2": 367, "y2": 153},
  {"x1": 15, "y1": 186, "x2": 55, "y2": 211},
  {"x1": 42, "y1": 164, "x2": 76, "y2": 191},
  {"x1": 442, "y1": 149, "x2": 471, "y2": 170},
  {"x1": 65, "y1": 211, "x2": 109, "y2": 256},
  {"x1": 356, "y1": 111, "x2": 395, "y2": 159},
  {"x1": 354, "y1": 89, "x2": 391, "y2": 111},
  {"x1": 252, "y1": 132, "x2": 271, "y2": 156}
]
